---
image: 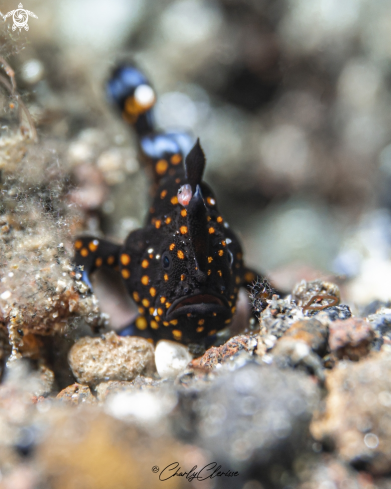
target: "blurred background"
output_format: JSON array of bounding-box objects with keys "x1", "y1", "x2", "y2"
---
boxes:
[{"x1": 2, "y1": 0, "x2": 391, "y2": 307}]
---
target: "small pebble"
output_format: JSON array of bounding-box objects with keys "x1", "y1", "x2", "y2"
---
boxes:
[
  {"x1": 155, "y1": 340, "x2": 193, "y2": 378},
  {"x1": 68, "y1": 332, "x2": 155, "y2": 385}
]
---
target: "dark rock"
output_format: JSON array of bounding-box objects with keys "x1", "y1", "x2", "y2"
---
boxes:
[
  {"x1": 259, "y1": 297, "x2": 304, "y2": 339},
  {"x1": 368, "y1": 311, "x2": 391, "y2": 350},
  {"x1": 271, "y1": 319, "x2": 328, "y2": 381},
  {"x1": 181, "y1": 363, "x2": 320, "y2": 488},
  {"x1": 329, "y1": 318, "x2": 374, "y2": 361},
  {"x1": 311, "y1": 304, "x2": 352, "y2": 321}
]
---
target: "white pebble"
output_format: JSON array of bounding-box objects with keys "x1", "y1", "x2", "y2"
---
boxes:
[
  {"x1": 155, "y1": 340, "x2": 192, "y2": 379},
  {"x1": 0, "y1": 291, "x2": 11, "y2": 300}
]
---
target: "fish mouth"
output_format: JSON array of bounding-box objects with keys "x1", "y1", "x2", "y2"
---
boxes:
[{"x1": 166, "y1": 293, "x2": 230, "y2": 320}]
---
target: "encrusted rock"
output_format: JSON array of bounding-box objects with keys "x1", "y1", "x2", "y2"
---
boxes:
[
  {"x1": 311, "y1": 352, "x2": 391, "y2": 475},
  {"x1": 189, "y1": 335, "x2": 258, "y2": 371},
  {"x1": 293, "y1": 279, "x2": 340, "y2": 311},
  {"x1": 68, "y1": 332, "x2": 155, "y2": 386},
  {"x1": 277, "y1": 318, "x2": 329, "y2": 355},
  {"x1": 155, "y1": 340, "x2": 193, "y2": 378},
  {"x1": 272, "y1": 340, "x2": 325, "y2": 381},
  {"x1": 56, "y1": 383, "x2": 96, "y2": 405},
  {"x1": 329, "y1": 318, "x2": 374, "y2": 360},
  {"x1": 259, "y1": 296, "x2": 304, "y2": 338},
  {"x1": 271, "y1": 319, "x2": 328, "y2": 380},
  {"x1": 0, "y1": 203, "x2": 108, "y2": 362}
]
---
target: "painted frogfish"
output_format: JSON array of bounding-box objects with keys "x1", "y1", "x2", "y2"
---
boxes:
[{"x1": 74, "y1": 64, "x2": 271, "y2": 345}]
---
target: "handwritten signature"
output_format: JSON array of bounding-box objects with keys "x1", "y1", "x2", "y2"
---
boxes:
[{"x1": 152, "y1": 462, "x2": 239, "y2": 482}]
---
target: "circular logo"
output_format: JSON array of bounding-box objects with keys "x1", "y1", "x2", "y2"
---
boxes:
[{"x1": 13, "y1": 9, "x2": 28, "y2": 29}]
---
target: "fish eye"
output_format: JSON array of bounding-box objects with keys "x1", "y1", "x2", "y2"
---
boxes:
[
  {"x1": 162, "y1": 252, "x2": 171, "y2": 269},
  {"x1": 228, "y1": 249, "x2": 234, "y2": 267}
]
